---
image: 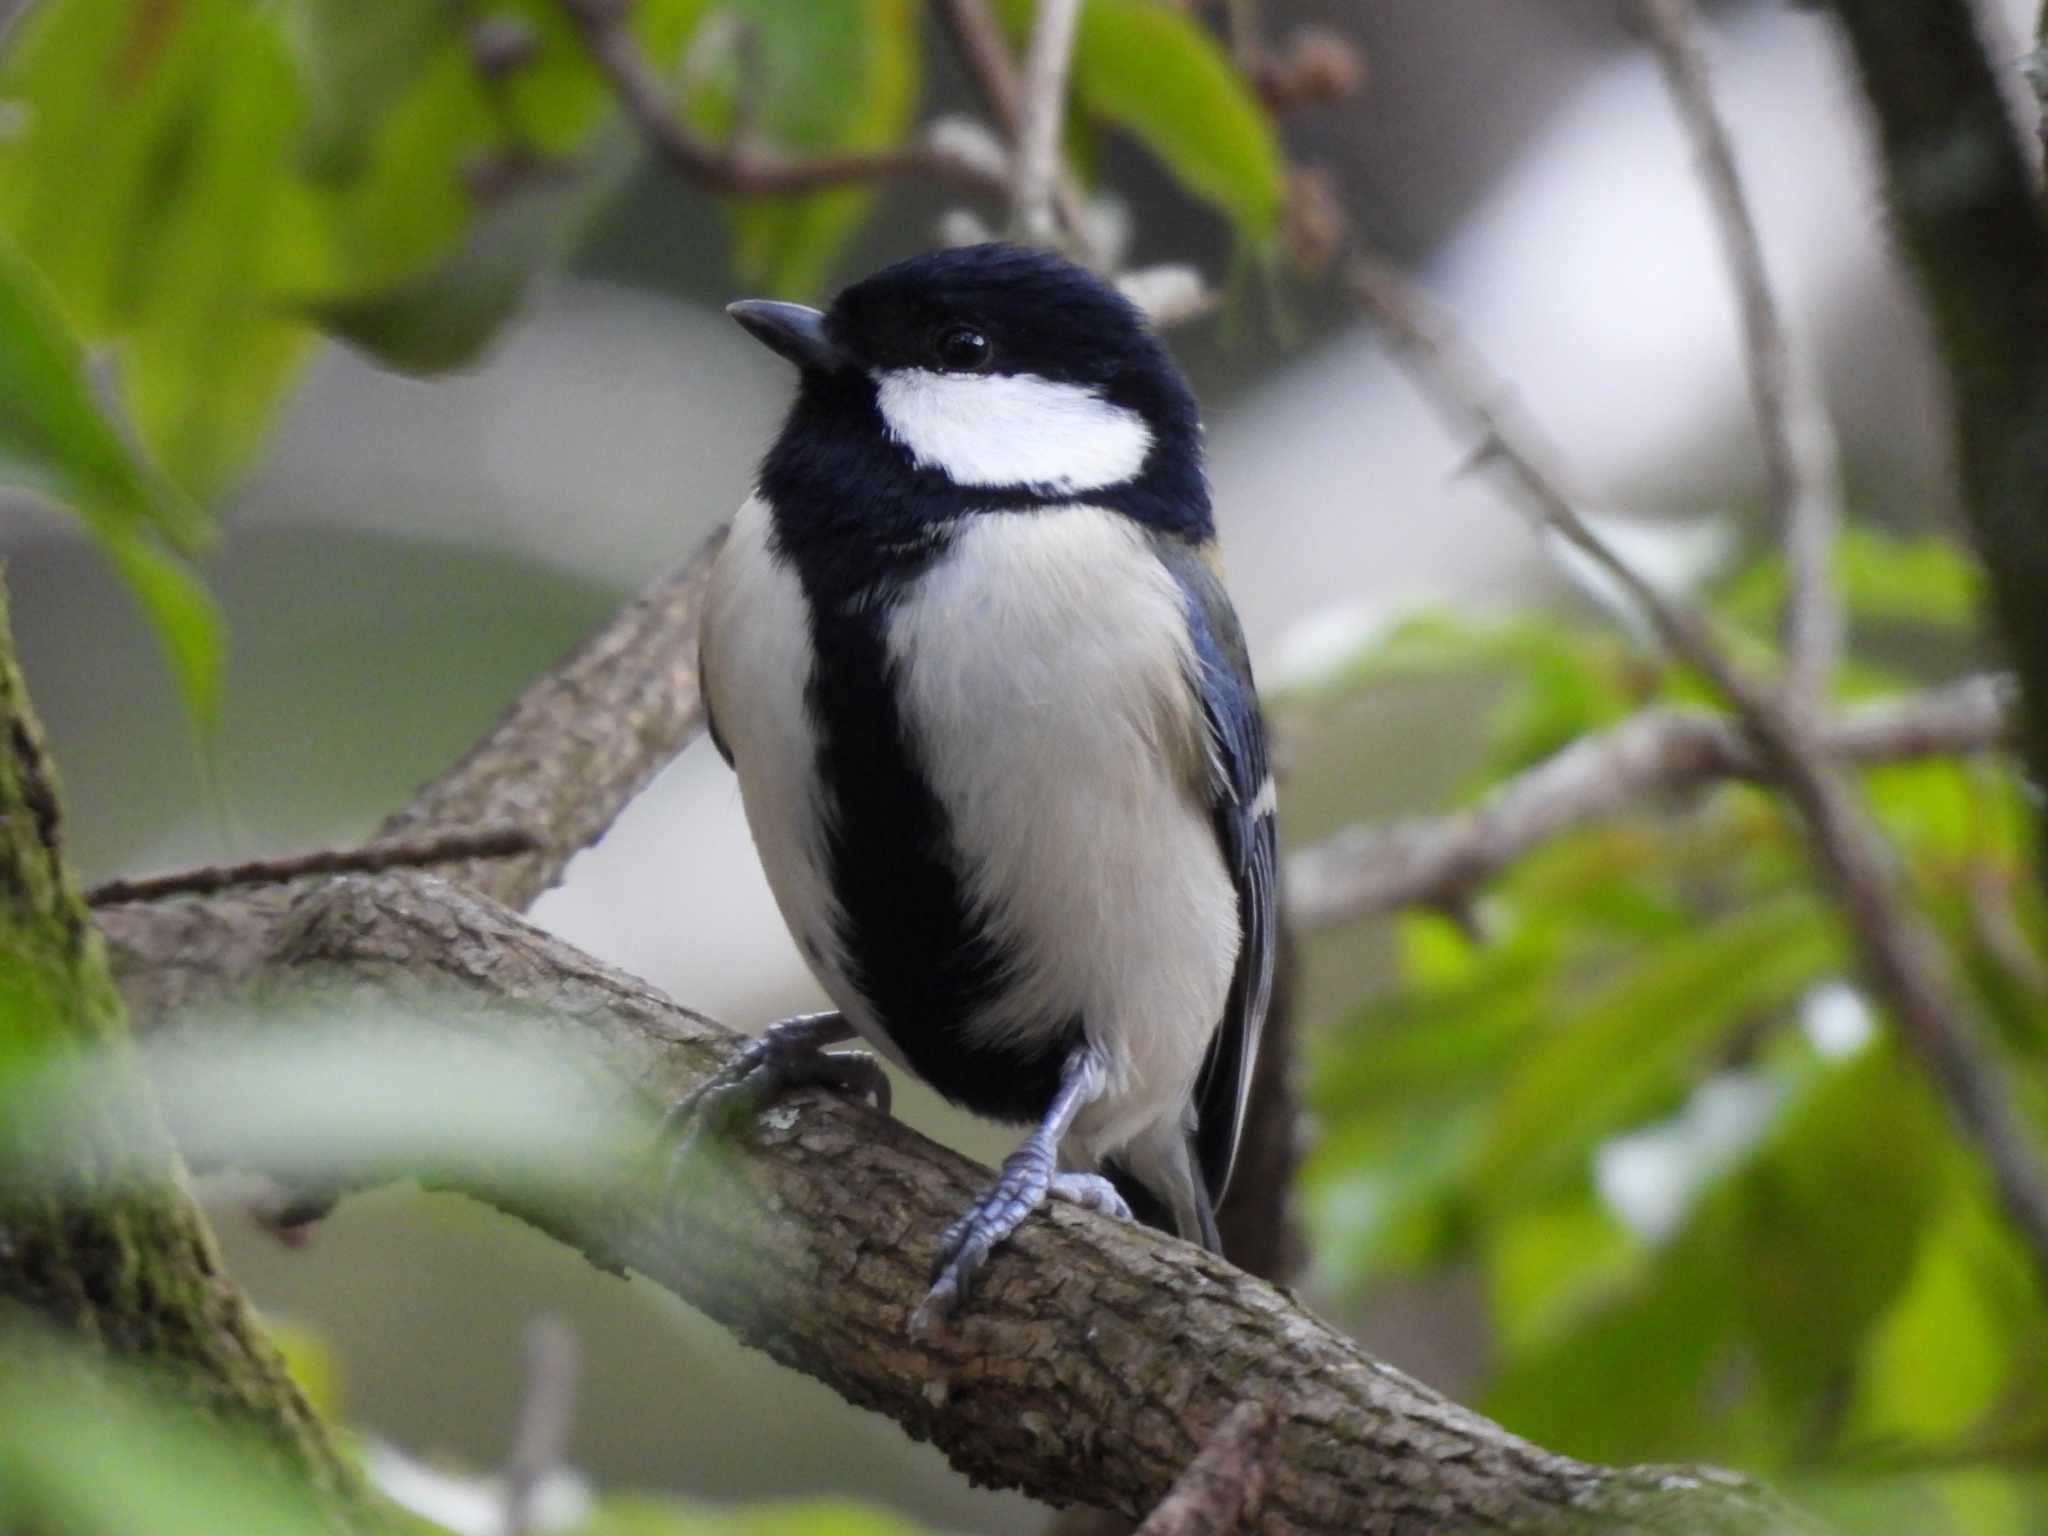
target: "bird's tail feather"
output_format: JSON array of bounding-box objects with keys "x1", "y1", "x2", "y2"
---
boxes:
[{"x1": 1104, "y1": 1139, "x2": 1224, "y2": 1255}]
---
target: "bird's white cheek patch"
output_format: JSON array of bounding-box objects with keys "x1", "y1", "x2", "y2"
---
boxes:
[{"x1": 874, "y1": 369, "x2": 1153, "y2": 494}]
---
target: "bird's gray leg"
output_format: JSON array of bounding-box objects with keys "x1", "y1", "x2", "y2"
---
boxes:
[
  {"x1": 909, "y1": 1045, "x2": 1132, "y2": 1339},
  {"x1": 664, "y1": 1011, "x2": 891, "y2": 1154}
]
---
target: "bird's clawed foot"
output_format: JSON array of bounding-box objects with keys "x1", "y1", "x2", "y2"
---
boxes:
[
  {"x1": 663, "y1": 1011, "x2": 890, "y2": 1165},
  {"x1": 909, "y1": 1155, "x2": 1131, "y2": 1340}
]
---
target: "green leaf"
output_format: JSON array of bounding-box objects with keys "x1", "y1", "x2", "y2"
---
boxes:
[
  {"x1": 281, "y1": 0, "x2": 452, "y2": 181},
  {"x1": 996, "y1": 0, "x2": 1284, "y2": 243},
  {"x1": 0, "y1": 1337, "x2": 335, "y2": 1536},
  {"x1": 574, "y1": 1495, "x2": 933, "y2": 1535},
  {"x1": 0, "y1": 230, "x2": 222, "y2": 725},
  {"x1": 1718, "y1": 525, "x2": 1985, "y2": 637},
  {"x1": 309, "y1": 120, "x2": 642, "y2": 371},
  {"x1": 122, "y1": 8, "x2": 316, "y2": 498},
  {"x1": 0, "y1": 0, "x2": 321, "y2": 496},
  {"x1": 295, "y1": 0, "x2": 708, "y2": 363},
  {"x1": 1474, "y1": 894, "x2": 1841, "y2": 1206},
  {"x1": 1483, "y1": 1195, "x2": 1745, "y2": 1465},
  {"x1": 0, "y1": 0, "x2": 232, "y2": 334},
  {"x1": 698, "y1": 0, "x2": 920, "y2": 298},
  {"x1": 1734, "y1": 1041, "x2": 1949, "y2": 1423},
  {"x1": 1843, "y1": 1197, "x2": 2034, "y2": 1451}
]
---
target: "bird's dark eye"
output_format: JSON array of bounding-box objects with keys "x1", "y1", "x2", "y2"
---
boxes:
[{"x1": 933, "y1": 324, "x2": 992, "y2": 372}]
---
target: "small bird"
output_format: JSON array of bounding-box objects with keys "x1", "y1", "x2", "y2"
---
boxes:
[{"x1": 693, "y1": 243, "x2": 1275, "y2": 1334}]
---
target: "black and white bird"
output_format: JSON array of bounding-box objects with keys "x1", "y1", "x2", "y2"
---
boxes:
[{"x1": 693, "y1": 242, "x2": 1276, "y2": 1333}]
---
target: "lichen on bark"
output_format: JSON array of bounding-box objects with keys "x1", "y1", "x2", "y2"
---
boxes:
[{"x1": 0, "y1": 568, "x2": 361, "y2": 1513}]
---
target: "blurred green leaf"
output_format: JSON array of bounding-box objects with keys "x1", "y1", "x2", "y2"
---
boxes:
[
  {"x1": 0, "y1": 1336, "x2": 335, "y2": 1536},
  {"x1": 0, "y1": 0, "x2": 229, "y2": 334},
  {"x1": 575, "y1": 1495, "x2": 932, "y2": 1535},
  {"x1": 296, "y1": 0, "x2": 708, "y2": 361},
  {"x1": 122, "y1": 9, "x2": 315, "y2": 498},
  {"x1": 1484, "y1": 1191, "x2": 1643, "y2": 1359},
  {"x1": 1474, "y1": 894, "x2": 1841, "y2": 1206},
  {"x1": 0, "y1": 229, "x2": 222, "y2": 724},
  {"x1": 995, "y1": 0, "x2": 1284, "y2": 244},
  {"x1": 282, "y1": 0, "x2": 452, "y2": 180},
  {"x1": 1719, "y1": 525, "x2": 1985, "y2": 637},
  {"x1": 311, "y1": 123, "x2": 641, "y2": 371},
  {"x1": 0, "y1": 0, "x2": 319, "y2": 496},
  {"x1": 1734, "y1": 1042, "x2": 1948, "y2": 1420},
  {"x1": 1484, "y1": 1195, "x2": 1745, "y2": 1465},
  {"x1": 1844, "y1": 1198, "x2": 2034, "y2": 1451},
  {"x1": 695, "y1": 0, "x2": 920, "y2": 297}
]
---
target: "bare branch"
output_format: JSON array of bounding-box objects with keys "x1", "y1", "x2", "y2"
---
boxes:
[
  {"x1": 558, "y1": 0, "x2": 1011, "y2": 202},
  {"x1": 502, "y1": 1319, "x2": 580, "y2": 1536},
  {"x1": 1635, "y1": 0, "x2": 1845, "y2": 707},
  {"x1": 1350, "y1": 252, "x2": 2048, "y2": 1297},
  {"x1": 938, "y1": 0, "x2": 1026, "y2": 137},
  {"x1": 97, "y1": 529, "x2": 727, "y2": 1024},
  {"x1": 157, "y1": 868, "x2": 1823, "y2": 1536},
  {"x1": 1288, "y1": 675, "x2": 2017, "y2": 930},
  {"x1": 1131, "y1": 1401, "x2": 1274, "y2": 1536},
  {"x1": 84, "y1": 826, "x2": 536, "y2": 907},
  {"x1": 1010, "y1": 0, "x2": 1084, "y2": 243}
]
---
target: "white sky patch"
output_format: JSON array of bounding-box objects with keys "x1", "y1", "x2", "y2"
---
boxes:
[
  {"x1": 1594, "y1": 1070, "x2": 1782, "y2": 1243},
  {"x1": 874, "y1": 368, "x2": 1152, "y2": 494},
  {"x1": 1801, "y1": 979, "x2": 1876, "y2": 1059}
]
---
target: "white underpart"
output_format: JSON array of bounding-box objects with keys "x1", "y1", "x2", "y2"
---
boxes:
[
  {"x1": 698, "y1": 497, "x2": 889, "y2": 1054},
  {"x1": 886, "y1": 504, "x2": 1239, "y2": 1165},
  {"x1": 874, "y1": 369, "x2": 1153, "y2": 494}
]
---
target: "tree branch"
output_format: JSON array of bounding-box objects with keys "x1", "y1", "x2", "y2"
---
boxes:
[
  {"x1": 1130, "y1": 1401, "x2": 1274, "y2": 1536},
  {"x1": 1350, "y1": 251, "x2": 2048, "y2": 1299},
  {"x1": 1635, "y1": 0, "x2": 1845, "y2": 708},
  {"x1": 83, "y1": 826, "x2": 536, "y2": 907},
  {"x1": 1287, "y1": 675, "x2": 2016, "y2": 930},
  {"x1": 1823, "y1": 0, "x2": 2048, "y2": 858},
  {"x1": 558, "y1": 0, "x2": 1011, "y2": 202},
  {"x1": 0, "y1": 575, "x2": 363, "y2": 1515},
  {"x1": 1010, "y1": 0, "x2": 1083, "y2": 243},
  {"x1": 158, "y1": 867, "x2": 1822, "y2": 1536},
  {"x1": 97, "y1": 529, "x2": 727, "y2": 1024}
]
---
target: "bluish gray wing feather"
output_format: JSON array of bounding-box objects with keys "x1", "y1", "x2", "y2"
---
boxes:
[{"x1": 1155, "y1": 540, "x2": 1277, "y2": 1205}]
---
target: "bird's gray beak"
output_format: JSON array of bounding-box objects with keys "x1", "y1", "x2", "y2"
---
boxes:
[{"x1": 726, "y1": 299, "x2": 847, "y2": 372}]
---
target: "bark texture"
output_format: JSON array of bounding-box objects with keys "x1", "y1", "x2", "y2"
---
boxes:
[
  {"x1": 184, "y1": 869, "x2": 1821, "y2": 1536},
  {"x1": 0, "y1": 573, "x2": 358, "y2": 1507},
  {"x1": 96, "y1": 529, "x2": 726, "y2": 1026},
  {"x1": 1827, "y1": 0, "x2": 2048, "y2": 840}
]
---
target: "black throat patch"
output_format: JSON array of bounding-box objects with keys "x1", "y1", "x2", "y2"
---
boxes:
[{"x1": 771, "y1": 510, "x2": 1080, "y2": 1124}]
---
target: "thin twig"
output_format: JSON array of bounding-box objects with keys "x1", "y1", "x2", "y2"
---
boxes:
[
  {"x1": 502, "y1": 1318, "x2": 580, "y2": 1536},
  {"x1": 1350, "y1": 251, "x2": 2048, "y2": 1298},
  {"x1": 1635, "y1": 0, "x2": 1845, "y2": 709},
  {"x1": 1010, "y1": 0, "x2": 1084, "y2": 243},
  {"x1": 84, "y1": 826, "x2": 538, "y2": 907},
  {"x1": 558, "y1": 0, "x2": 1010, "y2": 202},
  {"x1": 1132, "y1": 1400, "x2": 1276, "y2": 1536},
  {"x1": 1287, "y1": 675, "x2": 2016, "y2": 930},
  {"x1": 938, "y1": 0, "x2": 1025, "y2": 136}
]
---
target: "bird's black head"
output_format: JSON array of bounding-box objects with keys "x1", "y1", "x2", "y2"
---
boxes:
[{"x1": 732, "y1": 244, "x2": 1210, "y2": 551}]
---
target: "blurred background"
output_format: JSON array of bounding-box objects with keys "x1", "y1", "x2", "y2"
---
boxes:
[{"x1": 6, "y1": 0, "x2": 2048, "y2": 1530}]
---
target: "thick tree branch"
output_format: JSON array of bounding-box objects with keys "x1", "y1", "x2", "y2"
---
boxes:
[
  {"x1": 1635, "y1": 0, "x2": 1844, "y2": 707},
  {"x1": 1288, "y1": 675, "x2": 2016, "y2": 930},
  {"x1": 1824, "y1": 0, "x2": 2048, "y2": 846},
  {"x1": 163, "y1": 868, "x2": 1821, "y2": 1536},
  {"x1": 0, "y1": 575, "x2": 363, "y2": 1515},
  {"x1": 97, "y1": 529, "x2": 726, "y2": 1023},
  {"x1": 558, "y1": 0, "x2": 1011, "y2": 202},
  {"x1": 1351, "y1": 252, "x2": 2048, "y2": 1298}
]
